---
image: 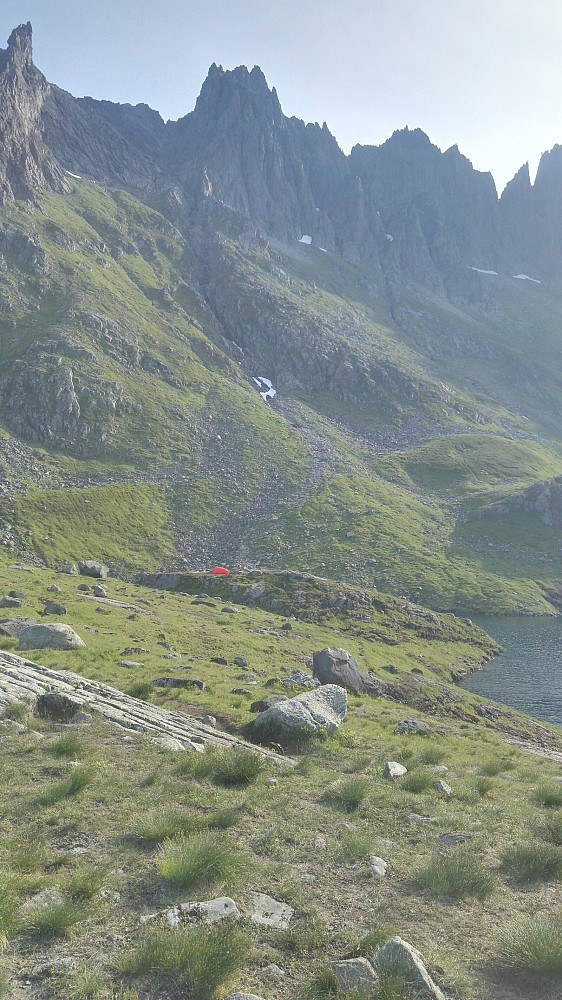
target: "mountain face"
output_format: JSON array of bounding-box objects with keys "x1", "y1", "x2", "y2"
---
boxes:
[{"x1": 2, "y1": 22, "x2": 562, "y2": 615}]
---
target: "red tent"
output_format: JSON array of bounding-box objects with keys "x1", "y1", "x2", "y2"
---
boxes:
[{"x1": 211, "y1": 566, "x2": 230, "y2": 574}]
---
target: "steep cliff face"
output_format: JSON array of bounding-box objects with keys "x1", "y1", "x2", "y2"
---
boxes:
[{"x1": 0, "y1": 23, "x2": 68, "y2": 204}]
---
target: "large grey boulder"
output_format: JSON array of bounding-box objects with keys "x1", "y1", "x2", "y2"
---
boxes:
[
  {"x1": 0, "y1": 595, "x2": 24, "y2": 608},
  {"x1": 253, "y1": 684, "x2": 347, "y2": 736},
  {"x1": 0, "y1": 617, "x2": 38, "y2": 638},
  {"x1": 78, "y1": 560, "x2": 108, "y2": 579},
  {"x1": 373, "y1": 937, "x2": 445, "y2": 999},
  {"x1": 18, "y1": 623, "x2": 86, "y2": 650},
  {"x1": 383, "y1": 761, "x2": 407, "y2": 779},
  {"x1": 313, "y1": 647, "x2": 386, "y2": 696}
]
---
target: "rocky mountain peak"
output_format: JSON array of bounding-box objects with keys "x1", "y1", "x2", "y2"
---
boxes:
[
  {"x1": 6, "y1": 22, "x2": 33, "y2": 69},
  {"x1": 193, "y1": 62, "x2": 283, "y2": 127}
]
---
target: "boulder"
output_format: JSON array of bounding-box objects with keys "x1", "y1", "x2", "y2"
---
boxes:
[
  {"x1": 383, "y1": 761, "x2": 407, "y2": 779},
  {"x1": 253, "y1": 684, "x2": 347, "y2": 736},
  {"x1": 93, "y1": 584, "x2": 107, "y2": 597},
  {"x1": 330, "y1": 958, "x2": 379, "y2": 996},
  {"x1": 78, "y1": 560, "x2": 108, "y2": 579},
  {"x1": 43, "y1": 602, "x2": 67, "y2": 615},
  {"x1": 433, "y1": 780, "x2": 452, "y2": 796},
  {"x1": 372, "y1": 937, "x2": 445, "y2": 999},
  {"x1": 152, "y1": 677, "x2": 206, "y2": 690},
  {"x1": 47, "y1": 584, "x2": 60, "y2": 592},
  {"x1": 61, "y1": 563, "x2": 78, "y2": 575},
  {"x1": 0, "y1": 616, "x2": 38, "y2": 638},
  {"x1": 250, "y1": 695, "x2": 288, "y2": 713},
  {"x1": 18, "y1": 623, "x2": 86, "y2": 650},
  {"x1": 0, "y1": 596, "x2": 24, "y2": 608},
  {"x1": 368, "y1": 856, "x2": 388, "y2": 877},
  {"x1": 313, "y1": 647, "x2": 386, "y2": 696},
  {"x1": 8, "y1": 590, "x2": 25, "y2": 599}
]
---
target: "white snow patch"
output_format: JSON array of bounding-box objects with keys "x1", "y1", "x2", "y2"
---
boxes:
[
  {"x1": 298, "y1": 235, "x2": 312, "y2": 245},
  {"x1": 513, "y1": 273, "x2": 541, "y2": 284},
  {"x1": 469, "y1": 267, "x2": 498, "y2": 275},
  {"x1": 319, "y1": 247, "x2": 327, "y2": 253},
  {"x1": 386, "y1": 234, "x2": 394, "y2": 242},
  {"x1": 231, "y1": 341, "x2": 244, "y2": 355},
  {"x1": 253, "y1": 376, "x2": 277, "y2": 402},
  {"x1": 65, "y1": 171, "x2": 82, "y2": 179}
]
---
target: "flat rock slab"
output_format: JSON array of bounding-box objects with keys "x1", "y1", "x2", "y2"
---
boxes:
[
  {"x1": 248, "y1": 892, "x2": 294, "y2": 929},
  {"x1": 330, "y1": 958, "x2": 379, "y2": 996},
  {"x1": 0, "y1": 650, "x2": 291, "y2": 763},
  {"x1": 167, "y1": 897, "x2": 239, "y2": 927},
  {"x1": 18, "y1": 623, "x2": 85, "y2": 650}
]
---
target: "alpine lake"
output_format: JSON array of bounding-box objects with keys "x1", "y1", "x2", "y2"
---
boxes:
[{"x1": 459, "y1": 615, "x2": 562, "y2": 728}]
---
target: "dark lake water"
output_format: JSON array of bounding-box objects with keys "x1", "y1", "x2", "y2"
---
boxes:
[{"x1": 458, "y1": 616, "x2": 562, "y2": 729}]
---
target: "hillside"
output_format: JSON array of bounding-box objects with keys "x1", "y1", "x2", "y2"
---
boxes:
[
  {"x1": 0, "y1": 560, "x2": 562, "y2": 1000},
  {"x1": 2, "y1": 22, "x2": 562, "y2": 614}
]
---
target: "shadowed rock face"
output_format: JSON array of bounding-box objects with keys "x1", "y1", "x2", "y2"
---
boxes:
[{"x1": 0, "y1": 23, "x2": 68, "y2": 203}]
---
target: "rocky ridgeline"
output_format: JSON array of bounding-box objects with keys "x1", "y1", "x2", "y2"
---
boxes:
[{"x1": 481, "y1": 475, "x2": 562, "y2": 526}]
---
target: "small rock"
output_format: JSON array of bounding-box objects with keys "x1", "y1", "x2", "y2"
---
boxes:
[
  {"x1": 373, "y1": 937, "x2": 444, "y2": 1000},
  {"x1": 382, "y1": 663, "x2": 399, "y2": 674},
  {"x1": 233, "y1": 656, "x2": 249, "y2": 667},
  {"x1": 77, "y1": 584, "x2": 91, "y2": 592},
  {"x1": 383, "y1": 761, "x2": 407, "y2": 779},
  {"x1": 0, "y1": 595, "x2": 23, "y2": 608},
  {"x1": 281, "y1": 622, "x2": 292, "y2": 631},
  {"x1": 404, "y1": 813, "x2": 438, "y2": 824},
  {"x1": 211, "y1": 657, "x2": 228, "y2": 665},
  {"x1": 78, "y1": 560, "x2": 108, "y2": 579},
  {"x1": 166, "y1": 897, "x2": 239, "y2": 927},
  {"x1": 8, "y1": 590, "x2": 25, "y2": 599},
  {"x1": 267, "y1": 778, "x2": 278, "y2": 787},
  {"x1": 35, "y1": 692, "x2": 85, "y2": 721},
  {"x1": 47, "y1": 584, "x2": 60, "y2": 592},
  {"x1": 262, "y1": 964, "x2": 285, "y2": 977},
  {"x1": 119, "y1": 660, "x2": 143, "y2": 668},
  {"x1": 221, "y1": 606, "x2": 238, "y2": 614},
  {"x1": 433, "y1": 780, "x2": 452, "y2": 795},
  {"x1": 61, "y1": 563, "x2": 78, "y2": 575},
  {"x1": 71, "y1": 711, "x2": 92, "y2": 723},
  {"x1": 93, "y1": 584, "x2": 107, "y2": 597},
  {"x1": 394, "y1": 719, "x2": 432, "y2": 734},
  {"x1": 249, "y1": 892, "x2": 293, "y2": 929},
  {"x1": 225, "y1": 994, "x2": 265, "y2": 1000},
  {"x1": 330, "y1": 958, "x2": 379, "y2": 996},
  {"x1": 22, "y1": 889, "x2": 65, "y2": 913},
  {"x1": 368, "y1": 856, "x2": 387, "y2": 878},
  {"x1": 438, "y1": 832, "x2": 471, "y2": 845},
  {"x1": 43, "y1": 602, "x2": 67, "y2": 615},
  {"x1": 151, "y1": 736, "x2": 188, "y2": 752},
  {"x1": 202, "y1": 715, "x2": 217, "y2": 728},
  {"x1": 231, "y1": 688, "x2": 251, "y2": 695}
]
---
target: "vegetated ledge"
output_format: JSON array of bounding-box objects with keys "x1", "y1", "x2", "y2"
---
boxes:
[{"x1": 140, "y1": 569, "x2": 500, "y2": 654}]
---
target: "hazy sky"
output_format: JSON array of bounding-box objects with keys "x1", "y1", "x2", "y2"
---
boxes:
[{"x1": 2, "y1": 0, "x2": 562, "y2": 193}]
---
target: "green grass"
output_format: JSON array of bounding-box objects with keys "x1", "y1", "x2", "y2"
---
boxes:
[
  {"x1": 155, "y1": 831, "x2": 251, "y2": 891},
  {"x1": 494, "y1": 914, "x2": 562, "y2": 977},
  {"x1": 116, "y1": 921, "x2": 252, "y2": 997},
  {"x1": 532, "y1": 783, "x2": 562, "y2": 808},
  {"x1": 25, "y1": 899, "x2": 87, "y2": 937},
  {"x1": 399, "y1": 771, "x2": 434, "y2": 794},
  {"x1": 37, "y1": 765, "x2": 96, "y2": 806},
  {"x1": 49, "y1": 733, "x2": 85, "y2": 758},
  {"x1": 325, "y1": 776, "x2": 371, "y2": 812},
  {"x1": 0, "y1": 879, "x2": 19, "y2": 950},
  {"x1": 537, "y1": 812, "x2": 562, "y2": 845},
  {"x1": 501, "y1": 842, "x2": 562, "y2": 883},
  {"x1": 67, "y1": 863, "x2": 108, "y2": 900},
  {"x1": 186, "y1": 747, "x2": 267, "y2": 786},
  {"x1": 414, "y1": 851, "x2": 496, "y2": 900}
]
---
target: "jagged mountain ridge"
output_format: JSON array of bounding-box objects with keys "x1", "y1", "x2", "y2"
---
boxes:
[{"x1": 3, "y1": 22, "x2": 562, "y2": 615}]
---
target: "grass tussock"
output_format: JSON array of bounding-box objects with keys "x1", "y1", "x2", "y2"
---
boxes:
[
  {"x1": 325, "y1": 776, "x2": 370, "y2": 812},
  {"x1": 25, "y1": 899, "x2": 87, "y2": 937},
  {"x1": 399, "y1": 771, "x2": 433, "y2": 794},
  {"x1": 48, "y1": 733, "x2": 85, "y2": 758},
  {"x1": 182, "y1": 747, "x2": 267, "y2": 786},
  {"x1": 37, "y1": 764, "x2": 96, "y2": 805},
  {"x1": 134, "y1": 806, "x2": 240, "y2": 843},
  {"x1": 116, "y1": 921, "x2": 252, "y2": 997},
  {"x1": 156, "y1": 831, "x2": 251, "y2": 891},
  {"x1": 494, "y1": 914, "x2": 562, "y2": 977},
  {"x1": 414, "y1": 851, "x2": 495, "y2": 900},
  {"x1": 0, "y1": 879, "x2": 19, "y2": 950},
  {"x1": 67, "y1": 862, "x2": 108, "y2": 900},
  {"x1": 537, "y1": 811, "x2": 562, "y2": 846},
  {"x1": 501, "y1": 841, "x2": 562, "y2": 883},
  {"x1": 532, "y1": 783, "x2": 562, "y2": 808}
]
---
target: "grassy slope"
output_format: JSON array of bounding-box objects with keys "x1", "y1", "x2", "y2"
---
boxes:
[
  {"x1": 0, "y1": 561, "x2": 561, "y2": 1000},
  {"x1": 2, "y1": 181, "x2": 562, "y2": 612}
]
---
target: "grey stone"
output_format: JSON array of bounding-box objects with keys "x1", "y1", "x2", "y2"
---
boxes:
[
  {"x1": 8, "y1": 590, "x2": 25, "y2": 599},
  {"x1": 330, "y1": 958, "x2": 379, "y2": 996},
  {"x1": 439, "y1": 832, "x2": 471, "y2": 845},
  {"x1": 383, "y1": 761, "x2": 407, "y2": 779},
  {"x1": 433, "y1": 780, "x2": 452, "y2": 795},
  {"x1": 202, "y1": 715, "x2": 217, "y2": 728},
  {"x1": 249, "y1": 891, "x2": 293, "y2": 928},
  {"x1": 22, "y1": 889, "x2": 65, "y2": 913},
  {"x1": 233, "y1": 656, "x2": 249, "y2": 667},
  {"x1": 253, "y1": 684, "x2": 347, "y2": 736},
  {"x1": 404, "y1": 813, "x2": 438, "y2": 824},
  {"x1": 0, "y1": 595, "x2": 23, "y2": 608},
  {"x1": 225, "y1": 994, "x2": 265, "y2": 1000},
  {"x1": 262, "y1": 964, "x2": 285, "y2": 977},
  {"x1": 93, "y1": 584, "x2": 107, "y2": 597},
  {"x1": 232, "y1": 687, "x2": 251, "y2": 695},
  {"x1": 165, "y1": 897, "x2": 239, "y2": 927},
  {"x1": 394, "y1": 719, "x2": 432, "y2": 735},
  {"x1": 313, "y1": 647, "x2": 386, "y2": 696},
  {"x1": 221, "y1": 606, "x2": 238, "y2": 614},
  {"x1": 368, "y1": 855, "x2": 388, "y2": 877},
  {"x1": 281, "y1": 621, "x2": 292, "y2": 630},
  {"x1": 78, "y1": 560, "x2": 109, "y2": 579},
  {"x1": 152, "y1": 676, "x2": 206, "y2": 690},
  {"x1": 61, "y1": 563, "x2": 78, "y2": 575},
  {"x1": 18, "y1": 623, "x2": 85, "y2": 650},
  {"x1": 43, "y1": 602, "x2": 67, "y2": 615},
  {"x1": 77, "y1": 584, "x2": 91, "y2": 592},
  {"x1": 71, "y1": 711, "x2": 92, "y2": 723},
  {"x1": 120, "y1": 660, "x2": 142, "y2": 668},
  {"x1": 373, "y1": 937, "x2": 445, "y2": 999},
  {"x1": 0, "y1": 616, "x2": 38, "y2": 638},
  {"x1": 47, "y1": 584, "x2": 60, "y2": 592}
]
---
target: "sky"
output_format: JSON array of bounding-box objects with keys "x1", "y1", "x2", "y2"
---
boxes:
[{"x1": 2, "y1": 0, "x2": 562, "y2": 194}]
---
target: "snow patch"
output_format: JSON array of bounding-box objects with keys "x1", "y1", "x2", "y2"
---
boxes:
[
  {"x1": 65, "y1": 171, "x2": 82, "y2": 179},
  {"x1": 252, "y1": 376, "x2": 277, "y2": 402},
  {"x1": 513, "y1": 273, "x2": 541, "y2": 284},
  {"x1": 298, "y1": 235, "x2": 312, "y2": 245},
  {"x1": 469, "y1": 267, "x2": 498, "y2": 275},
  {"x1": 319, "y1": 247, "x2": 327, "y2": 253},
  {"x1": 231, "y1": 341, "x2": 244, "y2": 355},
  {"x1": 386, "y1": 234, "x2": 394, "y2": 242}
]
